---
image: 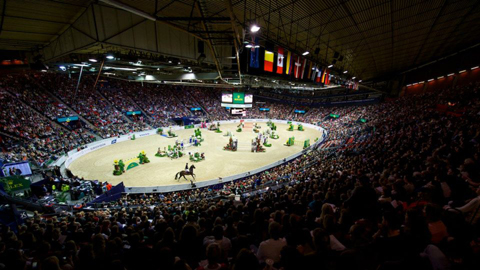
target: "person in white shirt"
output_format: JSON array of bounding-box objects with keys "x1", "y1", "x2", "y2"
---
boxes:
[{"x1": 257, "y1": 222, "x2": 286, "y2": 264}]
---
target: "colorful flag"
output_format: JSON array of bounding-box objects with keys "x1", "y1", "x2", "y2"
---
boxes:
[
  {"x1": 285, "y1": 51, "x2": 292, "y2": 75},
  {"x1": 249, "y1": 37, "x2": 259, "y2": 68},
  {"x1": 264, "y1": 50, "x2": 274, "y2": 72},
  {"x1": 311, "y1": 64, "x2": 317, "y2": 81},
  {"x1": 307, "y1": 61, "x2": 313, "y2": 79},
  {"x1": 316, "y1": 67, "x2": 322, "y2": 83},
  {"x1": 294, "y1": 56, "x2": 302, "y2": 79},
  {"x1": 321, "y1": 68, "x2": 328, "y2": 84},
  {"x1": 301, "y1": 58, "x2": 307, "y2": 79},
  {"x1": 276, "y1": 47, "x2": 284, "y2": 74}
]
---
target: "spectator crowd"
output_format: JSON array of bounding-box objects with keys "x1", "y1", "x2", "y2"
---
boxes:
[{"x1": 1, "y1": 72, "x2": 480, "y2": 270}]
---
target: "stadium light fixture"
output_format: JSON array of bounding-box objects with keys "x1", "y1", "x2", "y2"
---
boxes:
[
  {"x1": 250, "y1": 25, "x2": 260, "y2": 33},
  {"x1": 168, "y1": 60, "x2": 172, "y2": 63},
  {"x1": 406, "y1": 84, "x2": 411, "y2": 87},
  {"x1": 428, "y1": 79, "x2": 434, "y2": 82},
  {"x1": 419, "y1": 81, "x2": 425, "y2": 84},
  {"x1": 59, "y1": 66, "x2": 66, "y2": 71},
  {"x1": 245, "y1": 44, "x2": 253, "y2": 48},
  {"x1": 471, "y1": 66, "x2": 479, "y2": 70},
  {"x1": 437, "y1": 76, "x2": 444, "y2": 79},
  {"x1": 254, "y1": 45, "x2": 260, "y2": 48},
  {"x1": 352, "y1": 77, "x2": 356, "y2": 79},
  {"x1": 412, "y1": 83, "x2": 418, "y2": 85},
  {"x1": 459, "y1": 70, "x2": 466, "y2": 73},
  {"x1": 328, "y1": 64, "x2": 333, "y2": 68},
  {"x1": 302, "y1": 51, "x2": 309, "y2": 56},
  {"x1": 89, "y1": 59, "x2": 97, "y2": 62},
  {"x1": 447, "y1": 73, "x2": 455, "y2": 76},
  {"x1": 106, "y1": 55, "x2": 115, "y2": 60},
  {"x1": 359, "y1": 80, "x2": 362, "y2": 82},
  {"x1": 343, "y1": 70, "x2": 348, "y2": 74}
]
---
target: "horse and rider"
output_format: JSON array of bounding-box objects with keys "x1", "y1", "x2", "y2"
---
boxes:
[{"x1": 175, "y1": 164, "x2": 196, "y2": 181}]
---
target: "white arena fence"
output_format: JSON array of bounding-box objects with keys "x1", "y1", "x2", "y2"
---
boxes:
[{"x1": 61, "y1": 119, "x2": 327, "y2": 193}]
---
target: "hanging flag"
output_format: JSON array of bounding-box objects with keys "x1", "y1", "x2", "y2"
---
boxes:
[
  {"x1": 307, "y1": 61, "x2": 313, "y2": 79},
  {"x1": 301, "y1": 58, "x2": 307, "y2": 79},
  {"x1": 325, "y1": 71, "x2": 330, "y2": 85},
  {"x1": 321, "y1": 68, "x2": 328, "y2": 84},
  {"x1": 276, "y1": 47, "x2": 284, "y2": 74},
  {"x1": 264, "y1": 50, "x2": 274, "y2": 72},
  {"x1": 285, "y1": 51, "x2": 292, "y2": 75},
  {"x1": 316, "y1": 67, "x2": 322, "y2": 83},
  {"x1": 311, "y1": 64, "x2": 317, "y2": 81},
  {"x1": 249, "y1": 37, "x2": 260, "y2": 68},
  {"x1": 294, "y1": 56, "x2": 302, "y2": 79}
]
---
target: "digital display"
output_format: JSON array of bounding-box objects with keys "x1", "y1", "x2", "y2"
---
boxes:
[
  {"x1": 191, "y1": 107, "x2": 202, "y2": 111},
  {"x1": 294, "y1": 110, "x2": 306, "y2": 114},
  {"x1": 245, "y1": 94, "x2": 253, "y2": 103},
  {"x1": 329, "y1": 113, "x2": 340, "y2": 118},
  {"x1": 2, "y1": 161, "x2": 32, "y2": 177},
  {"x1": 259, "y1": 108, "x2": 270, "y2": 111},
  {"x1": 57, "y1": 116, "x2": 79, "y2": 123},
  {"x1": 222, "y1": 92, "x2": 233, "y2": 103},
  {"x1": 233, "y1": 92, "x2": 245, "y2": 104},
  {"x1": 231, "y1": 108, "x2": 246, "y2": 116},
  {"x1": 126, "y1": 111, "x2": 142, "y2": 116}
]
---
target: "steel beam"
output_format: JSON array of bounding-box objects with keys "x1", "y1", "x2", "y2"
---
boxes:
[{"x1": 156, "y1": 17, "x2": 230, "y2": 21}]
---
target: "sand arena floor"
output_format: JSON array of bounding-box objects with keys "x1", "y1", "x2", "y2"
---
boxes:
[{"x1": 68, "y1": 123, "x2": 321, "y2": 187}]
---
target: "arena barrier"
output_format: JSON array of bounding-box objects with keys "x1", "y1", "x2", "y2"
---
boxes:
[{"x1": 62, "y1": 119, "x2": 327, "y2": 193}]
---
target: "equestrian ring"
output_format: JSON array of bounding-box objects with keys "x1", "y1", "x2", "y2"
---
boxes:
[{"x1": 66, "y1": 120, "x2": 325, "y2": 193}]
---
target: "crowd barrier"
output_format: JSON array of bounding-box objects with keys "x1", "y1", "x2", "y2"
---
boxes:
[{"x1": 60, "y1": 119, "x2": 326, "y2": 193}]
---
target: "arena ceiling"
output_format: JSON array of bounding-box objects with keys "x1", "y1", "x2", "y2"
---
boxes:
[{"x1": 1, "y1": 0, "x2": 480, "y2": 81}]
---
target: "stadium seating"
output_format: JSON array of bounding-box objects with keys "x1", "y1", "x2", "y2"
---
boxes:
[{"x1": 1, "y1": 73, "x2": 480, "y2": 270}]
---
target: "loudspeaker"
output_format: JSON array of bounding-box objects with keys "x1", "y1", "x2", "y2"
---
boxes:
[
  {"x1": 197, "y1": 53, "x2": 206, "y2": 63},
  {"x1": 265, "y1": 41, "x2": 274, "y2": 52},
  {"x1": 314, "y1": 48, "x2": 320, "y2": 54},
  {"x1": 333, "y1": 51, "x2": 339, "y2": 58},
  {"x1": 198, "y1": 41, "x2": 205, "y2": 54}
]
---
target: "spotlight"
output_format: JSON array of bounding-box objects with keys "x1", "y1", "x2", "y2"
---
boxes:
[
  {"x1": 302, "y1": 51, "x2": 309, "y2": 56},
  {"x1": 89, "y1": 59, "x2": 97, "y2": 62},
  {"x1": 459, "y1": 70, "x2": 466, "y2": 73},
  {"x1": 352, "y1": 77, "x2": 356, "y2": 79},
  {"x1": 328, "y1": 64, "x2": 333, "y2": 68},
  {"x1": 250, "y1": 25, "x2": 260, "y2": 33},
  {"x1": 59, "y1": 66, "x2": 66, "y2": 71},
  {"x1": 245, "y1": 44, "x2": 253, "y2": 48},
  {"x1": 359, "y1": 80, "x2": 362, "y2": 82},
  {"x1": 106, "y1": 55, "x2": 114, "y2": 60},
  {"x1": 447, "y1": 73, "x2": 455, "y2": 76},
  {"x1": 343, "y1": 70, "x2": 348, "y2": 74}
]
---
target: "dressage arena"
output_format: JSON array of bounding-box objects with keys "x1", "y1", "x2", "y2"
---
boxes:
[{"x1": 68, "y1": 122, "x2": 322, "y2": 188}]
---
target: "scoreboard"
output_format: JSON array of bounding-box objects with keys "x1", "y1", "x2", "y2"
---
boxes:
[{"x1": 221, "y1": 91, "x2": 252, "y2": 108}]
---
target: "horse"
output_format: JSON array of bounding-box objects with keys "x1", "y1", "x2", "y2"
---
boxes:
[{"x1": 175, "y1": 164, "x2": 196, "y2": 181}]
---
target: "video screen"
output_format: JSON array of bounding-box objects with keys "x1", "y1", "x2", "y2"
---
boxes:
[
  {"x1": 231, "y1": 108, "x2": 246, "y2": 116},
  {"x1": 2, "y1": 161, "x2": 32, "y2": 177},
  {"x1": 245, "y1": 94, "x2": 253, "y2": 103},
  {"x1": 221, "y1": 92, "x2": 233, "y2": 103}
]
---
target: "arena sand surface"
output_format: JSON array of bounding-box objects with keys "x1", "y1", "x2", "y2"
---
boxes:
[{"x1": 69, "y1": 123, "x2": 321, "y2": 187}]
